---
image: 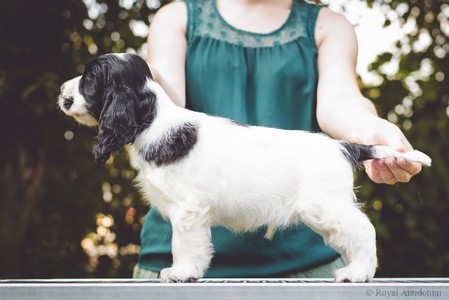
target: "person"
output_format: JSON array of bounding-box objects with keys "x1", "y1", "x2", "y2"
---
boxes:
[{"x1": 133, "y1": 0, "x2": 423, "y2": 279}]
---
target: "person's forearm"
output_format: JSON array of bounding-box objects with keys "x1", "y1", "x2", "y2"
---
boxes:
[
  {"x1": 317, "y1": 95, "x2": 384, "y2": 144},
  {"x1": 148, "y1": 65, "x2": 186, "y2": 107},
  {"x1": 146, "y1": 2, "x2": 188, "y2": 108}
]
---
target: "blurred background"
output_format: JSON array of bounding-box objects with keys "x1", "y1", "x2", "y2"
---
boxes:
[{"x1": 0, "y1": 0, "x2": 447, "y2": 279}]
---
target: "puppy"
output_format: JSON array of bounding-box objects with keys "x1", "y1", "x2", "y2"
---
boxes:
[{"x1": 58, "y1": 53, "x2": 431, "y2": 283}]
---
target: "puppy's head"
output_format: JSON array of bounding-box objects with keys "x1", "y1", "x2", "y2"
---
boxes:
[{"x1": 58, "y1": 53, "x2": 157, "y2": 163}]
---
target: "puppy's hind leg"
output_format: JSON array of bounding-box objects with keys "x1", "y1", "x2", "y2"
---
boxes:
[
  {"x1": 160, "y1": 205, "x2": 213, "y2": 283},
  {"x1": 296, "y1": 187, "x2": 377, "y2": 283}
]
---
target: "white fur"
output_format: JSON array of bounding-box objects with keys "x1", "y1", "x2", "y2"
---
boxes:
[
  {"x1": 372, "y1": 146, "x2": 431, "y2": 166},
  {"x1": 58, "y1": 76, "x2": 98, "y2": 126},
  {"x1": 129, "y1": 83, "x2": 377, "y2": 282},
  {"x1": 59, "y1": 55, "x2": 431, "y2": 283}
]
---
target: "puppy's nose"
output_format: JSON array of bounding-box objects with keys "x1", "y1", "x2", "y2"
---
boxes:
[{"x1": 63, "y1": 97, "x2": 74, "y2": 110}]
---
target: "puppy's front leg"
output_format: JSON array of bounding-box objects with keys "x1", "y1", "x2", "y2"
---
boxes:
[{"x1": 160, "y1": 206, "x2": 213, "y2": 283}]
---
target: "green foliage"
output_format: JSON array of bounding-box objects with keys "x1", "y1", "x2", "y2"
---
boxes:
[
  {"x1": 0, "y1": 0, "x2": 167, "y2": 278},
  {"x1": 0, "y1": 0, "x2": 447, "y2": 279},
  {"x1": 360, "y1": 0, "x2": 449, "y2": 277}
]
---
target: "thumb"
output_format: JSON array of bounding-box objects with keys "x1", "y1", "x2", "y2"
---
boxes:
[{"x1": 374, "y1": 122, "x2": 414, "y2": 152}]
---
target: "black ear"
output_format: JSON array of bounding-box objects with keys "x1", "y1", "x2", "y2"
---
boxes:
[{"x1": 94, "y1": 86, "x2": 144, "y2": 163}]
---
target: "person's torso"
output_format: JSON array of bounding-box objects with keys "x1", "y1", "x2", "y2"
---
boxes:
[
  {"x1": 185, "y1": 0, "x2": 321, "y2": 131},
  {"x1": 138, "y1": 0, "x2": 340, "y2": 278}
]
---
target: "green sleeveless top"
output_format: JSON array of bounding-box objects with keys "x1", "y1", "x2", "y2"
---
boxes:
[{"x1": 137, "y1": 0, "x2": 339, "y2": 277}]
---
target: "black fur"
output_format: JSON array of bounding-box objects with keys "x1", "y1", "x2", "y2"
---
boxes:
[
  {"x1": 142, "y1": 122, "x2": 199, "y2": 167},
  {"x1": 340, "y1": 142, "x2": 376, "y2": 166},
  {"x1": 230, "y1": 120, "x2": 250, "y2": 127},
  {"x1": 79, "y1": 54, "x2": 157, "y2": 163}
]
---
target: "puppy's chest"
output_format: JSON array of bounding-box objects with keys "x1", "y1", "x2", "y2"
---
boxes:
[{"x1": 130, "y1": 157, "x2": 172, "y2": 214}]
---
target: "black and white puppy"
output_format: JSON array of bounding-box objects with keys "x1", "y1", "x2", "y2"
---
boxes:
[{"x1": 58, "y1": 53, "x2": 431, "y2": 283}]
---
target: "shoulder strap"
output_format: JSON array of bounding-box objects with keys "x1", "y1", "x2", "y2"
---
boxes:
[
  {"x1": 185, "y1": 0, "x2": 194, "y2": 41},
  {"x1": 297, "y1": 0, "x2": 322, "y2": 46},
  {"x1": 185, "y1": 0, "x2": 209, "y2": 42}
]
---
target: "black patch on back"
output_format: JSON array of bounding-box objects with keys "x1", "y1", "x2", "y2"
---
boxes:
[
  {"x1": 340, "y1": 142, "x2": 376, "y2": 166},
  {"x1": 142, "y1": 122, "x2": 199, "y2": 166},
  {"x1": 230, "y1": 119, "x2": 250, "y2": 127}
]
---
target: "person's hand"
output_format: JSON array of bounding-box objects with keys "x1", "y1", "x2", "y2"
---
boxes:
[{"x1": 362, "y1": 121, "x2": 422, "y2": 185}]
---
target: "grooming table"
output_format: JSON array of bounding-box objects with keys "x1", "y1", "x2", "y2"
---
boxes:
[{"x1": 1, "y1": 278, "x2": 449, "y2": 300}]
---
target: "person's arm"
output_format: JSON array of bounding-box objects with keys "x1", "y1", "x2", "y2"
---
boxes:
[
  {"x1": 147, "y1": 2, "x2": 188, "y2": 107},
  {"x1": 315, "y1": 8, "x2": 422, "y2": 184}
]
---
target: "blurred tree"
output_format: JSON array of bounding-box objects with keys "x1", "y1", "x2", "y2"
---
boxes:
[
  {"x1": 0, "y1": 0, "x2": 168, "y2": 278},
  {"x1": 0, "y1": 0, "x2": 447, "y2": 279},
  {"x1": 359, "y1": 0, "x2": 449, "y2": 277}
]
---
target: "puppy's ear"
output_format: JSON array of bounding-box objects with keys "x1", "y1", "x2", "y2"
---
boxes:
[{"x1": 94, "y1": 87, "x2": 142, "y2": 163}]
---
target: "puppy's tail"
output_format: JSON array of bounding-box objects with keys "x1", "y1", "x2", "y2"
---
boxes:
[{"x1": 339, "y1": 141, "x2": 432, "y2": 167}]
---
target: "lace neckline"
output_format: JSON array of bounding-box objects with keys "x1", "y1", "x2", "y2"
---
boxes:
[
  {"x1": 212, "y1": 0, "x2": 298, "y2": 37},
  {"x1": 187, "y1": 0, "x2": 315, "y2": 48}
]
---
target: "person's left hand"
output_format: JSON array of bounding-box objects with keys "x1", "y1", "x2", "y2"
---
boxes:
[{"x1": 362, "y1": 121, "x2": 422, "y2": 185}]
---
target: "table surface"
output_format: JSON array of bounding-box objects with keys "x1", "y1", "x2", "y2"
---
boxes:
[{"x1": 1, "y1": 278, "x2": 449, "y2": 300}]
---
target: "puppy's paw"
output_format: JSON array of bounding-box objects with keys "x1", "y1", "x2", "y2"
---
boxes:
[
  {"x1": 334, "y1": 265, "x2": 374, "y2": 283},
  {"x1": 160, "y1": 267, "x2": 200, "y2": 283}
]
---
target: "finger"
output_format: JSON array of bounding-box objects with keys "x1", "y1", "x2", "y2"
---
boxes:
[
  {"x1": 396, "y1": 157, "x2": 422, "y2": 176},
  {"x1": 386, "y1": 158, "x2": 421, "y2": 183},
  {"x1": 377, "y1": 159, "x2": 398, "y2": 185},
  {"x1": 376, "y1": 122, "x2": 414, "y2": 152},
  {"x1": 390, "y1": 167, "x2": 412, "y2": 183},
  {"x1": 365, "y1": 160, "x2": 396, "y2": 185},
  {"x1": 364, "y1": 160, "x2": 380, "y2": 183}
]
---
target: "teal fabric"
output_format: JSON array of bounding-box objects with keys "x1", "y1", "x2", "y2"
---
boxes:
[
  {"x1": 137, "y1": 0, "x2": 340, "y2": 278},
  {"x1": 133, "y1": 257, "x2": 347, "y2": 279}
]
